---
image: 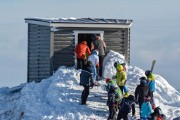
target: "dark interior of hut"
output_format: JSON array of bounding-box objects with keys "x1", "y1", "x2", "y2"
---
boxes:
[{"x1": 78, "y1": 33, "x2": 100, "y2": 51}]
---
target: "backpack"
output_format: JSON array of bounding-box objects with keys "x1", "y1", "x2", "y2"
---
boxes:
[
  {"x1": 140, "y1": 101, "x2": 153, "y2": 118},
  {"x1": 106, "y1": 81, "x2": 122, "y2": 102},
  {"x1": 119, "y1": 98, "x2": 131, "y2": 113},
  {"x1": 80, "y1": 70, "x2": 92, "y2": 86},
  {"x1": 114, "y1": 87, "x2": 123, "y2": 101},
  {"x1": 107, "y1": 93, "x2": 116, "y2": 106}
]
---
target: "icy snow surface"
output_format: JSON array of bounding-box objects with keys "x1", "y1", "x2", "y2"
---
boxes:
[{"x1": 0, "y1": 50, "x2": 180, "y2": 120}]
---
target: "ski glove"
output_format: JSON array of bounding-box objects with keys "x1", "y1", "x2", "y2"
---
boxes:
[{"x1": 90, "y1": 82, "x2": 94, "y2": 89}]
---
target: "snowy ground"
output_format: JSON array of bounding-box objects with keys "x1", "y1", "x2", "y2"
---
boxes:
[{"x1": 0, "y1": 51, "x2": 180, "y2": 120}]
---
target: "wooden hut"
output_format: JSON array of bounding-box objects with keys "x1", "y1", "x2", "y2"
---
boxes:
[{"x1": 25, "y1": 17, "x2": 133, "y2": 82}]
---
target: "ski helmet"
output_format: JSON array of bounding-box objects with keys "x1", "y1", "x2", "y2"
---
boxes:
[
  {"x1": 128, "y1": 95, "x2": 135, "y2": 101},
  {"x1": 139, "y1": 76, "x2": 147, "y2": 84},
  {"x1": 154, "y1": 107, "x2": 162, "y2": 115},
  {"x1": 106, "y1": 78, "x2": 111, "y2": 83},
  {"x1": 145, "y1": 70, "x2": 152, "y2": 76},
  {"x1": 139, "y1": 76, "x2": 146, "y2": 80},
  {"x1": 93, "y1": 50, "x2": 99, "y2": 55},
  {"x1": 117, "y1": 64, "x2": 123, "y2": 71},
  {"x1": 140, "y1": 79, "x2": 147, "y2": 85}
]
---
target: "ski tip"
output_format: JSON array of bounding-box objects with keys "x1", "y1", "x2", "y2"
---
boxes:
[{"x1": 152, "y1": 60, "x2": 156, "y2": 62}]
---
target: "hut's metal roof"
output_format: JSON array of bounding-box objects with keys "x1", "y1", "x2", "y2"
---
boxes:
[
  {"x1": 25, "y1": 17, "x2": 132, "y2": 25},
  {"x1": 25, "y1": 17, "x2": 133, "y2": 28}
]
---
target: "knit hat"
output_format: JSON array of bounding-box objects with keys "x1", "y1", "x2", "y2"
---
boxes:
[{"x1": 106, "y1": 78, "x2": 111, "y2": 83}]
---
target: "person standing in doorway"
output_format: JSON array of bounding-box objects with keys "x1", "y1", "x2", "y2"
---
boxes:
[
  {"x1": 92, "y1": 35, "x2": 106, "y2": 78},
  {"x1": 75, "y1": 40, "x2": 91, "y2": 69}
]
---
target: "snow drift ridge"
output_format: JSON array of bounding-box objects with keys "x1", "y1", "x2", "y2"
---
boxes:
[{"x1": 0, "y1": 51, "x2": 180, "y2": 120}]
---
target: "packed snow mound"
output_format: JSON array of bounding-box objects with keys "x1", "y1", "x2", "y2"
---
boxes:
[
  {"x1": 0, "y1": 51, "x2": 180, "y2": 120},
  {"x1": 103, "y1": 50, "x2": 127, "y2": 79}
]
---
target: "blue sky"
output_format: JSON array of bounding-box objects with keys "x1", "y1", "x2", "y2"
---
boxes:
[{"x1": 0, "y1": 0, "x2": 180, "y2": 90}]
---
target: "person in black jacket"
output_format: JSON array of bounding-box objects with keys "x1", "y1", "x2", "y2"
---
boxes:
[
  {"x1": 117, "y1": 94, "x2": 136, "y2": 120},
  {"x1": 80, "y1": 61, "x2": 94, "y2": 105},
  {"x1": 135, "y1": 76, "x2": 151, "y2": 109}
]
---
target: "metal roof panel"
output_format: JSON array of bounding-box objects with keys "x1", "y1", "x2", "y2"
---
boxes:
[{"x1": 25, "y1": 17, "x2": 133, "y2": 25}]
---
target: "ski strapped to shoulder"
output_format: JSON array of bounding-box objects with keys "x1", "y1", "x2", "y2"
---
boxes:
[{"x1": 151, "y1": 60, "x2": 156, "y2": 72}]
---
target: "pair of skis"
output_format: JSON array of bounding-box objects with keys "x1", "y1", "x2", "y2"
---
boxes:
[{"x1": 150, "y1": 60, "x2": 156, "y2": 72}]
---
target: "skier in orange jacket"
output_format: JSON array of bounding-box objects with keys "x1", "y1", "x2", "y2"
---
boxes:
[{"x1": 75, "y1": 41, "x2": 91, "y2": 69}]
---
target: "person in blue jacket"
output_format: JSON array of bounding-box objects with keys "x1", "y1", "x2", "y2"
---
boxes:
[
  {"x1": 145, "y1": 70, "x2": 156, "y2": 109},
  {"x1": 80, "y1": 61, "x2": 94, "y2": 105},
  {"x1": 140, "y1": 96, "x2": 153, "y2": 120}
]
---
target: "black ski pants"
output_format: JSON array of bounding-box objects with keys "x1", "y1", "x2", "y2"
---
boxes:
[
  {"x1": 119, "y1": 86, "x2": 124, "y2": 95},
  {"x1": 77, "y1": 58, "x2": 86, "y2": 70},
  {"x1": 81, "y1": 85, "x2": 90, "y2": 104},
  {"x1": 99, "y1": 55, "x2": 105, "y2": 77},
  {"x1": 117, "y1": 111, "x2": 128, "y2": 120},
  {"x1": 108, "y1": 105, "x2": 118, "y2": 120}
]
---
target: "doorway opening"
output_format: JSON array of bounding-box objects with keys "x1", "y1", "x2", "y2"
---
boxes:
[
  {"x1": 78, "y1": 33, "x2": 100, "y2": 51},
  {"x1": 74, "y1": 30, "x2": 104, "y2": 68}
]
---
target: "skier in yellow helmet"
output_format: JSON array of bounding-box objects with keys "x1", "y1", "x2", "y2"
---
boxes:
[{"x1": 113, "y1": 64, "x2": 129, "y2": 97}]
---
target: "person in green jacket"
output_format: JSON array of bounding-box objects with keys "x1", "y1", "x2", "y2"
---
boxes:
[{"x1": 105, "y1": 78, "x2": 122, "y2": 120}]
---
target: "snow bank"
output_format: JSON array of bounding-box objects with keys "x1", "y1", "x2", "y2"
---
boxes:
[
  {"x1": 103, "y1": 50, "x2": 127, "y2": 79},
  {"x1": 0, "y1": 51, "x2": 180, "y2": 119}
]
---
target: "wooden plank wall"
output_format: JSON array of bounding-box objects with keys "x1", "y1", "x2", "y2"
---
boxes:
[
  {"x1": 27, "y1": 26, "x2": 130, "y2": 82},
  {"x1": 104, "y1": 29, "x2": 130, "y2": 64},
  {"x1": 53, "y1": 30, "x2": 75, "y2": 71},
  {"x1": 104, "y1": 29, "x2": 126, "y2": 57},
  {"x1": 28, "y1": 24, "x2": 51, "y2": 82},
  {"x1": 125, "y1": 28, "x2": 130, "y2": 64}
]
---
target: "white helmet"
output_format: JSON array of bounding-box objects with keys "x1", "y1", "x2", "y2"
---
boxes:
[{"x1": 93, "y1": 50, "x2": 99, "y2": 55}]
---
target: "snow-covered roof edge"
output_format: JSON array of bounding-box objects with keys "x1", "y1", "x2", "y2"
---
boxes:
[{"x1": 24, "y1": 17, "x2": 133, "y2": 28}]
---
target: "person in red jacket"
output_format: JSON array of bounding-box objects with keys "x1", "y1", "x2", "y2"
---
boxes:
[{"x1": 75, "y1": 41, "x2": 91, "y2": 69}]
